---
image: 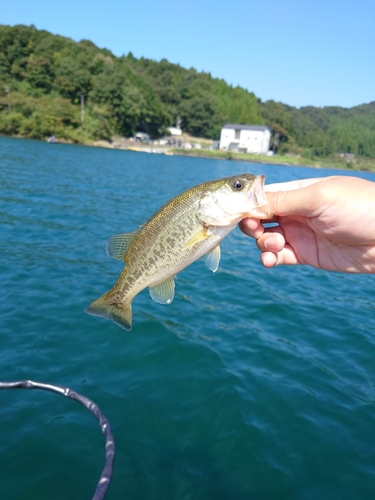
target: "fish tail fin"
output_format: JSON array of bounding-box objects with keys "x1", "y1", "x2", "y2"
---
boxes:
[{"x1": 85, "y1": 293, "x2": 133, "y2": 331}]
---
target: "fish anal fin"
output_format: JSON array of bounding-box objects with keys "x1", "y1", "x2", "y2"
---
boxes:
[
  {"x1": 184, "y1": 228, "x2": 210, "y2": 249},
  {"x1": 149, "y1": 277, "x2": 175, "y2": 304},
  {"x1": 203, "y1": 244, "x2": 221, "y2": 273},
  {"x1": 106, "y1": 232, "x2": 136, "y2": 261}
]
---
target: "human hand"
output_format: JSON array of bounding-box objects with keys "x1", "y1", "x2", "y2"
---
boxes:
[{"x1": 239, "y1": 176, "x2": 375, "y2": 273}]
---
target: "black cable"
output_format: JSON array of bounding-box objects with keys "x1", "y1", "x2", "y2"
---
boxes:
[{"x1": 0, "y1": 380, "x2": 115, "y2": 500}]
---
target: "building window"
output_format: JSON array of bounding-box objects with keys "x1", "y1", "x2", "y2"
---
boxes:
[{"x1": 235, "y1": 129, "x2": 240, "y2": 140}]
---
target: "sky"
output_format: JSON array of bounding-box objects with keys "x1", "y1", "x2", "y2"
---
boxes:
[{"x1": 2, "y1": 0, "x2": 374, "y2": 108}]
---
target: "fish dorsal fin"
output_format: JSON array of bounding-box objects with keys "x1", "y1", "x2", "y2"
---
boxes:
[
  {"x1": 203, "y1": 244, "x2": 221, "y2": 273},
  {"x1": 106, "y1": 232, "x2": 136, "y2": 261},
  {"x1": 149, "y1": 277, "x2": 175, "y2": 304},
  {"x1": 184, "y1": 228, "x2": 209, "y2": 249}
]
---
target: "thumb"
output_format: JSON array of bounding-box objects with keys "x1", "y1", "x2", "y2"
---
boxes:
[{"x1": 265, "y1": 183, "x2": 320, "y2": 217}]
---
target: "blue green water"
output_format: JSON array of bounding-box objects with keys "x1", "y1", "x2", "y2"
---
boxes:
[{"x1": 1, "y1": 135, "x2": 375, "y2": 499}]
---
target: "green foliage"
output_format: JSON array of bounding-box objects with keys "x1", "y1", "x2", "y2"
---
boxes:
[
  {"x1": 26, "y1": 55, "x2": 53, "y2": 91},
  {"x1": 0, "y1": 24, "x2": 171, "y2": 140},
  {"x1": 131, "y1": 58, "x2": 263, "y2": 138},
  {"x1": 260, "y1": 99, "x2": 375, "y2": 158},
  {"x1": 0, "y1": 23, "x2": 374, "y2": 159},
  {"x1": 0, "y1": 91, "x2": 80, "y2": 139}
]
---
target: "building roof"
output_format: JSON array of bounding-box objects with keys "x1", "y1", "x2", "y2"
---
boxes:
[{"x1": 222, "y1": 124, "x2": 270, "y2": 132}]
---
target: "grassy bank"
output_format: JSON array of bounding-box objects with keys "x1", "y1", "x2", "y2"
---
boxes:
[
  {"x1": 171, "y1": 148, "x2": 375, "y2": 172},
  {"x1": 4, "y1": 133, "x2": 375, "y2": 173}
]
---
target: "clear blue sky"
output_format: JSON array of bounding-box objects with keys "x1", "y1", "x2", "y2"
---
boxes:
[{"x1": 3, "y1": 0, "x2": 374, "y2": 108}]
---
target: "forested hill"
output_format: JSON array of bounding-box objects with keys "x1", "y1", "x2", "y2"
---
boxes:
[{"x1": 1, "y1": 24, "x2": 374, "y2": 159}]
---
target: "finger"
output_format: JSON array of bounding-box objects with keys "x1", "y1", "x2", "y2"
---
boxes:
[
  {"x1": 260, "y1": 251, "x2": 279, "y2": 268},
  {"x1": 260, "y1": 245, "x2": 301, "y2": 268},
  {"x1": 266, "y1": 186, "x2": 319, "y2": 218},
  {"x1": 256, "y1": 230, "x2": 285, "y2": 253},
  {"x1": 265, "y1": 178, "x2": 326, "y2": 192},
  {"x1": 265, "y1": 177, "x2": 339, "y2": 217},
  {"x1": 239, "y1": 218, "x2": 265, "y2": 239}
]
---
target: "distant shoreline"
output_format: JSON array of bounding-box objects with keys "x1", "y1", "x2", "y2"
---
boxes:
[
  {"x1": 90, "y1": 138, "x2": 375, "y2": 173},
  {"x1": 3, "y1": 134, "x2": 375, "y2": 173}
]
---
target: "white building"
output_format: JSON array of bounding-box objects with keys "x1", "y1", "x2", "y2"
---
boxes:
[
  {"x1": 167, "y1": 126, "x2": 182, "y2": 136},
  {"x1": 219, "y1": 124, "x2": 271, "y2": 154}
]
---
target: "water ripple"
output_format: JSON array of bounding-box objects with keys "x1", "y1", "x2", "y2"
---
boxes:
[{"x1": 2, "y1": 136, "x2": 375, "y2": 499}]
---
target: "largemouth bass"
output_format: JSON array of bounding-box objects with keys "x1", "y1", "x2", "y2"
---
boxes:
[{"x1": 85, "y1": 173, "x2": 270, "y2": 330}]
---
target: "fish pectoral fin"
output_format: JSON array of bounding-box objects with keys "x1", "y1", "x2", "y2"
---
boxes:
[
  {"x1": 203, "y1": 244, "x2": 221, "y2": 273},
  {"x1": 149, "y1": 277, "x2": 175, "y2": 305},
  {"x1": 184, "y1": 228, "x2": 210, "y2": 249},
  {"x1": 106, "y1": 232, "x2": 136, "y2": 261}
]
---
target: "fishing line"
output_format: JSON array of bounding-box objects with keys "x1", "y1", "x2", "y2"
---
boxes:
[{"x1": 0, "y1": 380, "x2": 115, "y2": 500}]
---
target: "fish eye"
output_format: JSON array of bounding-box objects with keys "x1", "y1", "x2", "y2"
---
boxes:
[{"x1": 233, "y1": 180, "x2": 244, "y2": 190}]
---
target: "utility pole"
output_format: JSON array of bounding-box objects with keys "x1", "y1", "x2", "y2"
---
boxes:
[
  {"x1": 4, "y1": 85, "x2": 11, "y2": 112},
  {"x1": 272, "y1": 132, "x2": 279, "y2": 154},
  {"x1": 80, "y1": 94, "x2": 85, "y2": 129}
]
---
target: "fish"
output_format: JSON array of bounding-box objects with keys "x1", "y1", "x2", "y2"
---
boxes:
[{"x1": 85, "y1": 173, "x2": 270, "y2": 331}]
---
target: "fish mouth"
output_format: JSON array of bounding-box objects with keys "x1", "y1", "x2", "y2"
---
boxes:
[
  {"x1": 247, "y1": 175, "x2": 273, "y2": 218},
  {"x1": 254, "y1": 175, "x2": 267, "y2": 206}
]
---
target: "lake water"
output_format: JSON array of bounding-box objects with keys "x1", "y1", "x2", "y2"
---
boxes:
[{"x1": 1, "y1": 135, "x2": 375, "y2": 499}]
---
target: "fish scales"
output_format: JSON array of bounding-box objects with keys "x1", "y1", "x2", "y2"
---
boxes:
[
  {"x1": 85, "y1": 173, "x2": 271, "y2": 330},
  {"x1": 120, "y1": 191, "x2": 205, "y2": 284}
]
